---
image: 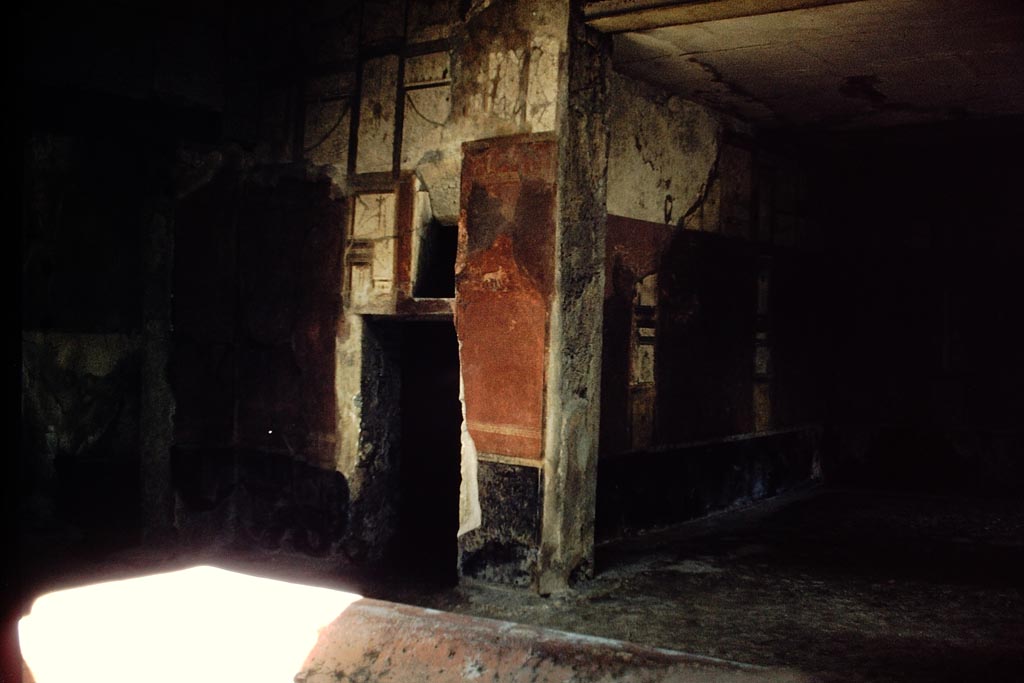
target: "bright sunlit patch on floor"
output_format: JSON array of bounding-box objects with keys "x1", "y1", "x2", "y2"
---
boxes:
[{"x1": 18, "y1": 565, "x2": 362, "y2": 683}]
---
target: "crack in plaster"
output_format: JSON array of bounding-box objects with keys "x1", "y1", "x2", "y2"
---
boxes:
[{"x1": 679, "y1": 146, "x2": 720, "y2": 229}]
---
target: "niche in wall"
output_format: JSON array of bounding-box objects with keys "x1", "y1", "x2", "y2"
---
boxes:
[{"x1": 413, "y1": 218, "x2": 457, "y2": 298}]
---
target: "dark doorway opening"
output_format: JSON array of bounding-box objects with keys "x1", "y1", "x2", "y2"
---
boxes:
[{"x1": 394, "y1": 319, "x2": 462, "y2": 585}]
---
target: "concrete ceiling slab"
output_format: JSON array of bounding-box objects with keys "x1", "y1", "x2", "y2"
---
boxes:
[{"x1": 591, "y1": 0, "x2": 1024, "y2": 129}]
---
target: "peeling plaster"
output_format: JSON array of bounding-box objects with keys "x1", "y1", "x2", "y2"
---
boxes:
[
  {"x1": 402, "y1": 0, "x2": 568, "y2": 224},
  {"x1": 356, "y1": 56, "x2": 400, "y2": 174},
  {"x1": 680, "y1": 150, "x2": 721, "y2": 231},
  {"x1": 538, "y1": 16, "x2": 610, "y2": 593},
  {"x1": 334, "y1": 313, "x2": 363, "y2": 481},
  {"x1": 607, "y1": 73, "x2": 721, "y2": 226},
  {"x1": 330, "y1": 0, "x2": 575, "y2": 573},
  {"x1": 458, "y1": 347, "x2": 482, "y2": 537}
]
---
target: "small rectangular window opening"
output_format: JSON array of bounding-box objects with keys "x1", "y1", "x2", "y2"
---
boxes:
[{"x1": 413, "y1": 219, "x2": 457, "y2": 298}]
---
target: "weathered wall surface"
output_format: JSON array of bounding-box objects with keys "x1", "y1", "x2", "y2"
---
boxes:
[
  {"x1": 344, "y1": 318, "x2": 402, "y2": 564},
  {"x1": 21, "y1": 332, "x2": 143, "y2": 547},
  {"x1": 655, "y1": 230, "x2": 759, "y2": 442},
  {"x1": 412, "y1": 0, "x2": 566, "y2": 223},
  {"x1": 18, "y1": 0, "x2": 320, "y2": 570},
  {"x1": 18, "y1": 0, "x2": 588, "y2": 587},
  {"x1": 237, "y1": 0, "x2": 572, "y2": 570},
  {"x1": 602, "y1": 78, "x2": 820, "y2": 454},
  {"x1": 327, "y1": 0, "x2": 583, "y2": 585},
  {"x1": 606, "y1": 73, "x2": 721, "y2": 228},
  {"x1": 538, "y1": 11, "x2": 610, "y2": 593},
  {"x1": 21, "y1": 130, "x2": 178, "y2": 557},
  {"x1": 597, "y1": 76, "x2": 824, "y2": 537},
  {"x1": 459, "y1": 461, "x2": 542, "y2": 586},
  {"x1": 300, "y1": 0, "x2": 567, "y2": 222},
  {"x1": 172, "y1": 161, "x2": 351, "y2": 555},
  {"x1": 324, "y1": 1, "x2": 571, "y2": 556},
  {"x1": 454, "y1": 134, "x2": 557, "y2": 583},
  {"x1": 601, "y1": 216, "x2": 672, "y2": 456},
  {"x1": 457, "y1": 136, "x2": 557, "y2": 460}
]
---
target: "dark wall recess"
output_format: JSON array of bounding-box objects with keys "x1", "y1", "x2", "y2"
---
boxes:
[
  {"x1": 395, "y1": 321, "x2": 462, "y2": 584},
  {"x1": 413, "y1": 220, "x2": 458, "y2": 298}
]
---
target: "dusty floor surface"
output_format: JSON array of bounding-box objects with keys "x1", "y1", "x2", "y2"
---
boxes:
[
  {"x1": 371, "y1": 487, "x2": 1024, "y2": 683},
  {"x1": 13, "y1": 486, "x2": 1024, "y2": 682}
]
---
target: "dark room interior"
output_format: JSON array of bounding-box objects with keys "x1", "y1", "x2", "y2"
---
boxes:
[{"x1": 13, "y1": 1, "x2": 1024, "y2": 681}]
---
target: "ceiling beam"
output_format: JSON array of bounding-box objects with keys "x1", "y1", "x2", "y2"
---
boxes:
[{"x1": 584, "y1": 0, "x2": 867, "y2": 33}]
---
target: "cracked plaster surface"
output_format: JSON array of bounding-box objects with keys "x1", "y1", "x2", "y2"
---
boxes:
[{"x1": 607, "y1": 73, "x2": 721, "y2": 226}]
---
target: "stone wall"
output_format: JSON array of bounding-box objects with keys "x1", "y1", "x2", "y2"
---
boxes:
[
  {"x1": 601, "y1": 75, "x2": 822, "y2": 452},
  {"x1": 21, "y1": 126, "x2": 178, "y2": 558},
  {"x1": 596, "y1": 74, "x2": 824, "y2": 535},
  {"x1": 328, "y1": 0, "x2": 594, "y2": 586},
  {"x1": 596, "y1": 428, "x2": 821, "y2": 541},
  {"x1": 172, "y1": 161, "x2": 351, "y2": 555},
  {"x1": 159, "y1": 0, "x2": 575, "y2": 568},
  {"x1": 538, "y1": 11, "x2": 611, "y2": 592},
  {"x1": 17, "y1": 0, "x2": 825, "y2": 586},
  {"x1": 453, "y1": 133, "x2": 558, "y2": 585},
  {"x1": 325, "y1": 3, "x2": 572, "y2": 571},
  {"x1": 18, "y1": 0, "x2": 259, "y2": 568},
  {"x1": 606, "y1": 73, "x2": 722, "y2": 228}
]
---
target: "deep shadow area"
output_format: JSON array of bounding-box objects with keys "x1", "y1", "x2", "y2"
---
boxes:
[
  {"x1": 394, "y1": 320, "x2": 462, "y2": 586},
  {"x1": 801, "y1": 118, "x2": 1024, "y2": 497},
  {"x1": 413, "y1": 220, "x2": 458, "y2": 298}
]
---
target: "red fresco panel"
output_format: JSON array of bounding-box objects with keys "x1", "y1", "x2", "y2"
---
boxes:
[{"x1": 456, "y1": 135, "x2": 557, "y2": 460}]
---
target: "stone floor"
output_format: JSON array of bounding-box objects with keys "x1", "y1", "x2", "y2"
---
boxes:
[
  {"x1": 375, "y1": 486, "x2": 1024, "y2": 683},
  {"x1": 12, "y1": 486, "x2": 1024, "y2": 682}
]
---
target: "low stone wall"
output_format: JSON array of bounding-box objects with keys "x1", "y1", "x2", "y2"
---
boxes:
[
  {"x1": 596, "y1": 426, "x2": 821, "y2": 542},
  {"x1": 301, "y1": 598, "x2": 811, "y2": 683}
]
